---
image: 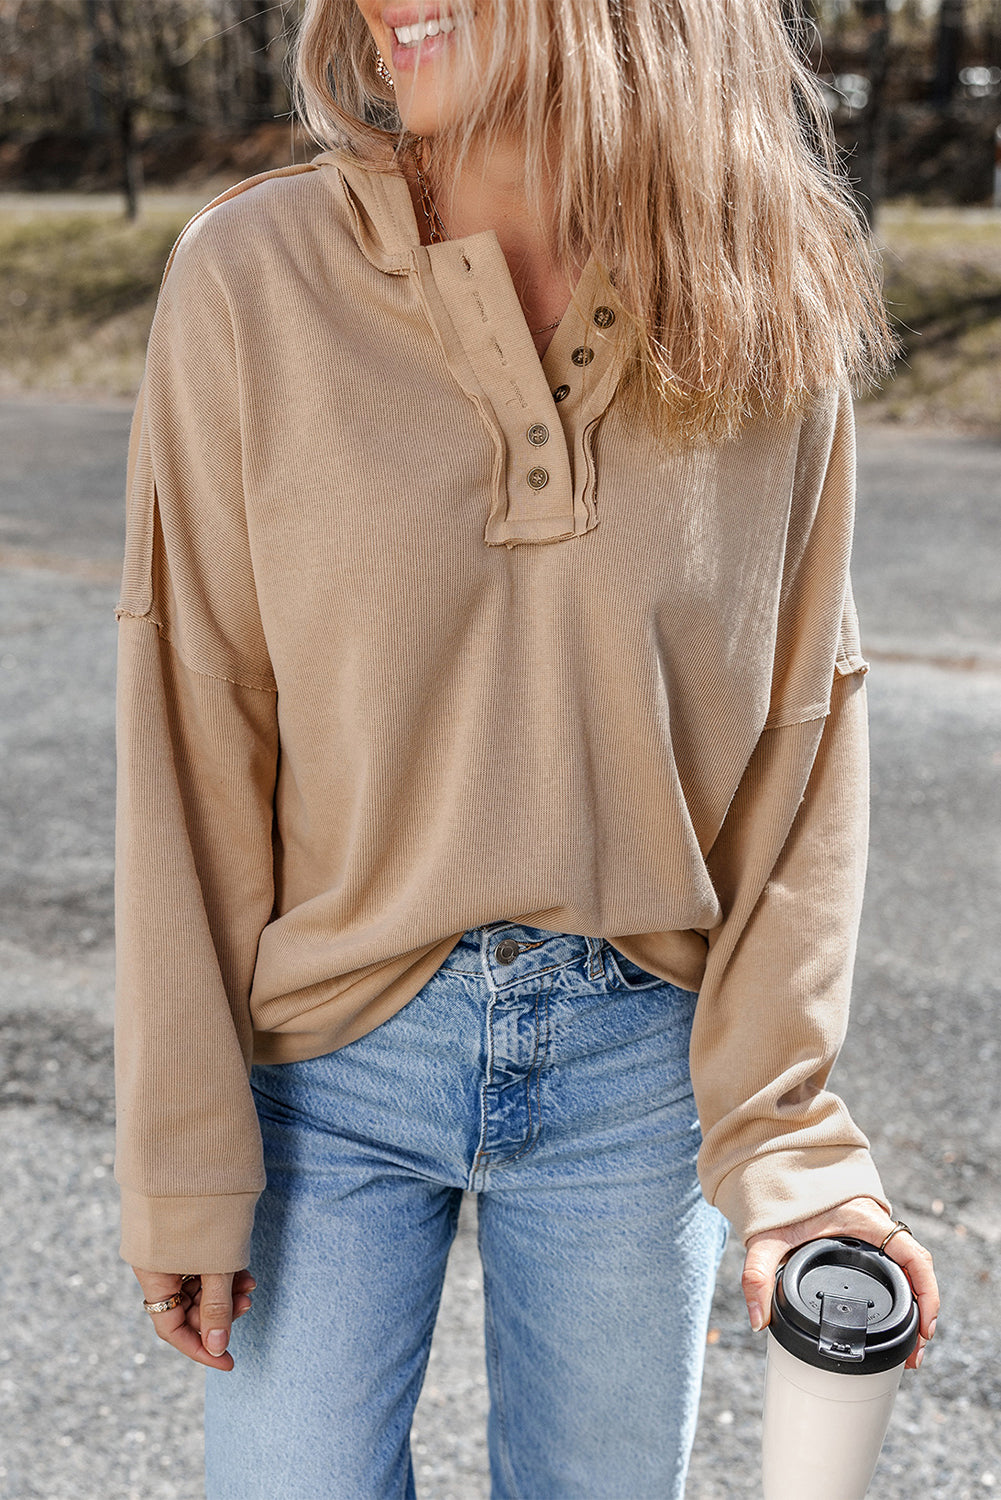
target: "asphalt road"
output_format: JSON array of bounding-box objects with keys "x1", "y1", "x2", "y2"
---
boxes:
[{"x1": 0, "y1": 397, "x2": 998, "y2": 1499}]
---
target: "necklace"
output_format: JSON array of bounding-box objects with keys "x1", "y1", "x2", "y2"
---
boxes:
[{"x1": 412, "y1": 137, "x2": 562, "y2": 338}]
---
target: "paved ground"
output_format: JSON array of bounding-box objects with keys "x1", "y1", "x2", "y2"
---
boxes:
[{"x1": 0, "y1": 398, "x2": 998, "y2": 1498}]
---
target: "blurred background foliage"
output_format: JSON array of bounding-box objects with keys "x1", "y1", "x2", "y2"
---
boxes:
[{"x1": 0, "y1": 0, "x2": 999, "y2": 431}]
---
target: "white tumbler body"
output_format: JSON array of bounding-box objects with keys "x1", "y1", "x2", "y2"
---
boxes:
[{"x1": 761, "y1": 1330, "x2": 905, "y2": 1500}]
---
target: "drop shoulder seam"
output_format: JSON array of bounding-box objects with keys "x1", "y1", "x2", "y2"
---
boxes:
[
  {"x1": 115, "y1": 609, "x2": 277, "y2": 694},
  {"x1": 762, "y1": 655, "x2": 869, "y2": 730},
  {"x1": 156, "y1": 161, "x2": 320, "y2": 295},
  {"x1": 761, "y1": 702, "x2": 831, "y2": 731}
]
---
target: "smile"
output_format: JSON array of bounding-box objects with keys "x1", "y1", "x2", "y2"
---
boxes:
[{"x1": 392, "y1": 15, "x2": 457, "y2": 46}]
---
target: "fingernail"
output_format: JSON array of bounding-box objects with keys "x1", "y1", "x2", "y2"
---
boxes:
[
  {"x1": 749, "y1": 1304, "x2": 765, "y2": 1332},
  {"x1": 928, "y1": 1318, "x2": 937, "y2": 1339},
  {"x1": 916, "y1": 1347, "x2": 925, "y2": 1368},
  {"x1": 206, "y1": 1329, "x2": 228, "y2": 1355}
]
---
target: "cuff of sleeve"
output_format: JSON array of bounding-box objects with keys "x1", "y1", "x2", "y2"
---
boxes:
[
  {"x1": 118, "y1": 1186, "x2": 260, "y2": 1274},
  {"x1": 710, "y1": 1146, "x2": 892, "y2": 1247}
]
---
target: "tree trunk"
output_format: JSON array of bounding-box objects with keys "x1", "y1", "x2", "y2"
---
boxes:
[
  {"x1": 243, "y1": 0, "x2": 276, "y2": 122},
  {"x1": 933, "y1": 0, "x2": 965, "y2": 104},
  {"x1": 103, "y1": 0, "x2": 142, "y2": 219},
  {"x1": 856, "y1": 0, "x2": 892, "y2": 228},
  {"x1": 150, "y1": 3, "x2": 194, "y2": 120},
  {"x1": 215, "y1": 0, "x2": 238, "y2": 126},
  {"x1": 119, "y1": 95, "x2": 143, "y2": 221},
  {"x1": 84, "y1": 0, "x2": 106, "y2": 133}
]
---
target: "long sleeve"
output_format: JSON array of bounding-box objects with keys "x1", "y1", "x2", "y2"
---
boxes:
[
  {"x1": 689, "y1": 381, "x2": 892, "y2": 1246},
  {"x1": 114, "y1": 217, "x2": 280, "y2": 1272},
  {"x1": 111, "y1": 161, "x2": 898, "y2": 1267}
]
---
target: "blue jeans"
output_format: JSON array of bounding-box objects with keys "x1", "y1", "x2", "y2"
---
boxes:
[{"x1": 204, "y1": 922, "x2": 728, "y2": 1499}]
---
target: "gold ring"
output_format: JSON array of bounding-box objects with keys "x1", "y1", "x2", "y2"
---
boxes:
[
  {"x1": 142, "y1": 1291, "x2": 184, "y2": 1314},
  {"x1": 878, "y1": 1220, "x2": 912, "y2": 1253}
]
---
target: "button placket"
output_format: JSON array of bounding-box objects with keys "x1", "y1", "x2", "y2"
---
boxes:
[
  {"x1": 370, "y1": 167, "x2": 624, "y2": 544},
  {"x1": 524, "y1": 422, "x2": 550, "y2": 493},
  {"x1": 559, "y1": 301, "x2": 630, "y2": 538},
  {"x1": 544, "y1": 289, "x2": 619, "y2": 418},
  {"x1": 422, "y1": 232, "x2": 582, "y2": 545},
  {"x1": 418, "y1": 233, "x2": 625, "y2": 546},
  {"x1": 535, "y1": 277, "x2": 628, "y2": 539}
]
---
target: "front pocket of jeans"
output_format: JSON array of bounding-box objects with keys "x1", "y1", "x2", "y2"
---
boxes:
[{"x1": 606, "y1": 946, "x2": 667, "y2": 991}]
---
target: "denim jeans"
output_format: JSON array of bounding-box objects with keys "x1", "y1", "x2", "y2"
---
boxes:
[{"x1": 204, "y1": 922, "x2": 729, "y2": 1499}]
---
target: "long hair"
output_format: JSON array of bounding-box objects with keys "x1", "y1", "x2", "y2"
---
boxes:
[{"x1": 290, "y1": 1, "x2": 898, "y2": 445}]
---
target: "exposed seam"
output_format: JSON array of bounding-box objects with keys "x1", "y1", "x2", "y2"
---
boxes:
[
  {"x1": 117, "y1": 612, "x2": 277, "y2": 693},
  {"x1": 764, "y1": 654, "x2": 870, "y2": 728},
  {"x1": 762, "y1": 702, "x2": 831, "y2": 730}
]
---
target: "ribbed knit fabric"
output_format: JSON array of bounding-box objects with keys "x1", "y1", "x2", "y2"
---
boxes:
[{"x1": 114, "y1": 146, "x2": 890, "y2": 1273}]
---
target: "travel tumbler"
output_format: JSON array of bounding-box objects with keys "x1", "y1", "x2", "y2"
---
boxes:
[{"x1": 761, "y1": 1236, "x2": 919, "y2": 1500}]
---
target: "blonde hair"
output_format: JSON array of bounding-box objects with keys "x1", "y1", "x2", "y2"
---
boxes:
[{"x1": 291, "y1": 0, "x2": 898, "y2": 444}]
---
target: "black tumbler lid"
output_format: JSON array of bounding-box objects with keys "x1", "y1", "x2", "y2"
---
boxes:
[{"x1": 769, "y1": 1237, "x2": 919, "y2": 1375}]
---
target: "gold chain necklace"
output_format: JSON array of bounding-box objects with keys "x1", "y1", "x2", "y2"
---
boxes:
[{"x1": 412, "y1": 136, "x2": 561, "y2": 338}]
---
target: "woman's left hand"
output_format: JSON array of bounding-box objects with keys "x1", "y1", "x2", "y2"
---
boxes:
[{"x1": 741, "y1": 1196, "x2": 939, "y2": 1371}]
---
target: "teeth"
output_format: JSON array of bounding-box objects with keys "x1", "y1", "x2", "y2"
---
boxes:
[{"x1": 393, "y1": 15, "x2": 456, "y2": 45}]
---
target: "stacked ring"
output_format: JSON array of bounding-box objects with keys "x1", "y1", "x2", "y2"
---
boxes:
[
  {"x1": 878, "y1": 1219, "x2": 912, "y2": 1253},
  {"x1": 142, "y1": 1275, "x2": 197, "y2": 1314},
  {"x1": 142, "y1": 1291, "x2": 184, "y2": 1314}
]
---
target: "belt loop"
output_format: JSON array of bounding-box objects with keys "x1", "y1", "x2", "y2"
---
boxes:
[{"x1": 585, "y1": 935, "x2": 606, "y2": 981}]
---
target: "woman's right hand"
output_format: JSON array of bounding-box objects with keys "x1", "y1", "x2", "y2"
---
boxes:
[{"x1": 131, "y1": 1267, "x2": 256, "y2": 1370}]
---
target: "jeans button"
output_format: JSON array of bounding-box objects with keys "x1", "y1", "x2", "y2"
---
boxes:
[{"x1": 495, "y1": 939, "x2": 520, "y2": 964}]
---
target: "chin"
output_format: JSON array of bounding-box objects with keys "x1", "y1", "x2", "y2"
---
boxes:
[{"x1": 394, "y1": 80, "x2": 465, "y2": 138}]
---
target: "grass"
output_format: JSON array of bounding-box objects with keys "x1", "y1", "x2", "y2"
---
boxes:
[
  {"x1": 0, "y1": 197, "x2": 195, "y2": 400},
  {"x1": 864, "y1": 205, "x2": 1001, "y2": 434},
  {"x1": 1, "y1": 191, "x2": 1000, "y2": 433}
]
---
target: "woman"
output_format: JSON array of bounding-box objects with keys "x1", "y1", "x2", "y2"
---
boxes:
[{"x1": 116, "y1": 1, "x2": 939, "y2": 1495}]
